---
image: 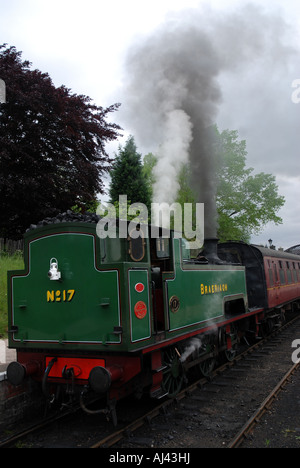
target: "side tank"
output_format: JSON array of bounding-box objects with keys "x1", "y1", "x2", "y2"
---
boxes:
[{"x1": 7, "y1": 222, "x2": 127, "y2": 351}]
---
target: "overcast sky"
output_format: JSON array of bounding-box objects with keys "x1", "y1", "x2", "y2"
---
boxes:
[{"x1": 1, "y1": 0, "x2": 300, "y2": 248}]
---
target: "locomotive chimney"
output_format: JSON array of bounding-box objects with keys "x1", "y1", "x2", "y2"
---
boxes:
[{"x1": 202, "y1": 238, "x2": 224, "y2": 265}]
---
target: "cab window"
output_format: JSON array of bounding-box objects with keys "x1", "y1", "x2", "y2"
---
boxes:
[
  {"x1": 181, "y1": 238, "x2": 191, "y2": 261},
  {"x1": 128, "y1": 228, "x2": 145, "y2": 262},
  {"x1": 156, "y1": 238, "x2": 169, "y2": 258}
]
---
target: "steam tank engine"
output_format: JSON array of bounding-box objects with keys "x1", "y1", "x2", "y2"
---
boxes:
[{"x1": 7, "y1": 217, "x2": 298, "y2": 423}]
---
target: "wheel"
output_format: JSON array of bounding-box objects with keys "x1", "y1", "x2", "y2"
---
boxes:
[
  {"x1": 224, "y1": 347, "x2": 237, "y2": 362},
  {"x1": 198, "y1": 334, "x2": 217, "y2": 377},
  {"x1": 199, "y1": 357, "x2": 216, "y2": 377},
  {"x1": 162, "y1": 346, "x2": 185, "y2": 397},
  {"x1": 221, "y1": 324, "x2": 238, "y2": 362}
]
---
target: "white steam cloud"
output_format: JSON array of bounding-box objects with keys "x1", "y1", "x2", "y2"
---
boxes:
[{"x1": 179, "y1": 336, "x2": 202, "y2": 363}]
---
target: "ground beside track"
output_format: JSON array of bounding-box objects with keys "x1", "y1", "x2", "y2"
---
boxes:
[{"x1": 241, "y1": 366, "x2": 300, "y2": 448}]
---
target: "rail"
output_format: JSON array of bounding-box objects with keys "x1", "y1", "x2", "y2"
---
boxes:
[{"x1": 227, "y1": 360, "x2": 300, "y2": 448}]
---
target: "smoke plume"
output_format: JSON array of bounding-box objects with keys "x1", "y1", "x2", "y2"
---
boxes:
[{"x1": 118, "y1": 4, "x2": 295, "y2": 236}]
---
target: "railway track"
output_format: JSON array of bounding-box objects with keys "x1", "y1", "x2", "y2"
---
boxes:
[
  {"x1": 92, "y1": 314, "x2": 300, "y2": 449},
  {"x1": 1, "y1": 314, "x2": 300, "y2": 448},
  {"x1": 228, "y1": 359, "x2": 300, "y2": 448}
]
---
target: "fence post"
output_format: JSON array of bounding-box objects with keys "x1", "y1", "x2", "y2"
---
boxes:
[{"x1": 0, "y1": 238, "x2": 24, "y2": 255}]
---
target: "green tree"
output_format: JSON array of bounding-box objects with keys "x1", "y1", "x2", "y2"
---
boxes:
[
  {"x1": 173, "y1": 163, "x2": 197, "y2": 236},
  {"x1": 109, "y1": 136, "x2": 151, "y2": 211},
  {"x1": 142, "y1": 152, "x2": 157, "y2": 201},
  {"x1": 0, "y1": 45, "x2": 121, "y2": 239},
  {"x1": 216, "y1": 129, "x2": 285, "y2": 242},
  {"x1": 176, "y1": 163, "x2": 196, "y2": 206}
]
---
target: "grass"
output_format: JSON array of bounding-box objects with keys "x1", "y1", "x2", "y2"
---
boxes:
[{"x1": 0, "y1": 252, "x2": 24, "y2": 337}]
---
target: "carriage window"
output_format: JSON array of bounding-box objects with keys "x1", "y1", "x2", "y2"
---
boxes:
[
  {"x1": 268, "y1": 269, "x2": 274, "y2": 287},
  {"x1": 156, "y1": 238, "x2": 169, "y2": 258},
  {"x1": 279, "y1": 261, "x2": 285, "y2": 284},
  {"x1": 286, "y1": 262, "x2": 292, "y2": 284},
  {"x1": 128, "y1": 228, "x2": 145, "y2": 262},
  {"x1": 291, "y1": 262, "x2": 295, "y2": 282},
  {"x1": 273, "y1": 263, "x2": 279, "y2": 283}
]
